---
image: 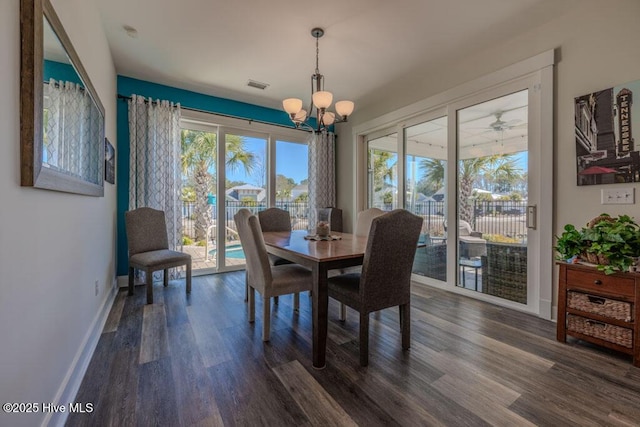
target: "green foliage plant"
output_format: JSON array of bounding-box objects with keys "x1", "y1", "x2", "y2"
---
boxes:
[
  {"x1": 582, "y1": 214, "x2": 640, "y2": 275},
  {"x1": 555, "y1": 214, "x2": 640, "y2": 275},
  {"x1": 554, "y1": 224, "x2": 584, "y2": 261}
]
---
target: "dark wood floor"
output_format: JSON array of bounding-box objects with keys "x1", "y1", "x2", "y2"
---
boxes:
[{"x1": 67, "y1": 271, "x2": 640, "y2": 426}]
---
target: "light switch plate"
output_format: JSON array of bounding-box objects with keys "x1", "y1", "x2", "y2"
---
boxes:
[{"x1": 601, "y1": 187, "x2": 635, "y2": 204}]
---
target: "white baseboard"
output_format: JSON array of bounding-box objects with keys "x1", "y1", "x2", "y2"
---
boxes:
[
  {"x1": 117, "y1": 274, "x2": 128, "y2": 288},
  {"x1": 44, "y1": 280, "x2": 118, "y2": 427}
]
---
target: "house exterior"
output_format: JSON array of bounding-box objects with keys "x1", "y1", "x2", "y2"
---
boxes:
[
  {"x1": 2, "y1": 1, "x2": 640, "y2": 426},
  {"x1": 225, "y1": 184, "x2": 267, "y2": 202}
]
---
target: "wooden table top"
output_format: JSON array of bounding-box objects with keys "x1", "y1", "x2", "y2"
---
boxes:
[{"x1": 262, "y1": 230, "x2": 369, "y2": 263}]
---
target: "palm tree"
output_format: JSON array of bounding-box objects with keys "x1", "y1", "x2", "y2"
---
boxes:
[
  {"x1": 181, "y1": 130, "x2": 256, "y2": 241},
  {"x1": 419, "y1": 158, "x2": 446, "y2": 193},
  {"x1": 420, "y1": 155, "x2": 521, "y2": 223},
  {"x1": 458, "y1": 155, "x2": 520, "y2": 223},
  {"x1": 369, "y1": 150, "x2": 396, "y2": 206}
]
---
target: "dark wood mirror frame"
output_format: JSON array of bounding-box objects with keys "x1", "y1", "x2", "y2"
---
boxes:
[{"x1": 20, "y1": 0, "x2": 105, "y2": 196}]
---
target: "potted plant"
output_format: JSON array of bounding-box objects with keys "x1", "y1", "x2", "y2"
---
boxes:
[
  {"x1": 582, "y1": 214, "x2": 640, "y2": 274},
  {"x1": 554, "y1": 224, "x2": 584, "y2": 262},
  {"x1": 555, "y1": 214, "x2": 640, "y2": 275}
]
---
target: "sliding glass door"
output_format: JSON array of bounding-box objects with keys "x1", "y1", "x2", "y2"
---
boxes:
[
  {"x1": 455, "y1": 90, "x2": 530, "y2": 305},
  {"x1": 366, "y1": 129, "x2": 398, "y2": 210},
  {"x1": 361, "y1": 72, "x2": 548, "y2": 314},
  {"x1": 404, "y1": 116, "x2": 448, "y2": 282},
  {"x1": 180, "y1": 113, "x2": 309, "y2": 275}
]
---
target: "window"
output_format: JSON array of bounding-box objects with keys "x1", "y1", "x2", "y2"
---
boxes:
[{"x1": 179, "y1": 111, "x2": 308, "y2": 274}]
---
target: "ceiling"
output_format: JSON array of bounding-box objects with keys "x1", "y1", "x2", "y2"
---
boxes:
[
  {"x1": 368, "y1": 90, "x2": 528, "y2": 159},
  {"x1": 96, "y1": 0, "x2": 572, "y2": 115}
]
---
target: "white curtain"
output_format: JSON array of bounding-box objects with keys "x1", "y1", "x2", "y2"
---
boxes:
[
  {"x1": 308, "y1": 131, "x2": 336, "y2": 230},
  {"x1": 43, "y1": 78, "x2": 103, "y2": 184},
  {"x1": 128, "y1": 95, "x2": 183, "y2": 275}
]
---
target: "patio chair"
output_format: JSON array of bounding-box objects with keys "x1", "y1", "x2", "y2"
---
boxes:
[
  {"x1": 458, "y1": 220, "x2": 487, "y2": 258},
  {"x1": 444, "y1": 219, "x2": 487, "y2": 259},
  {"x1": 125, "y1": 207, "x2": 192, "y2": 304},
  {"x1": 327, "y1": 209, "x2": 422, "y2": 366}
]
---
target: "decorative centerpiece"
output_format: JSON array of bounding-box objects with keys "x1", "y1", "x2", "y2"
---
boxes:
[
  {"x1": 316, "y1": 220, "x2": 330, "y2": 237},
  {"x1": 555, "y1": 213, "x2": 640, "y2": 274}
]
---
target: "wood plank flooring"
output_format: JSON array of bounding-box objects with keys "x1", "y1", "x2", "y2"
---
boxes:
[{"x1": 66, "y1": 271, "x2": 640, "y2": 426}]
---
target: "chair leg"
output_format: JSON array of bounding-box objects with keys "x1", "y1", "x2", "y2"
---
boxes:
[
  {"x1": 146, "y1": 270, "x2": 153, "y2": 304},
  {"x1": 359, "y1": 312, "x2": 370, "y2": 367},
  {"x1": 128, "y1": 267, "x2": 135, "y2": 296},
  {"x1": 186, "y1": 261, "x2": 192, "y2": 294},
  {"x1": 163, "y1": 268, "x2": 169, "y2": 287},
  {"x1": 339, "y1": 303, "x2": 347, "y2": 321},
  {"x1": 248, "y1": 287, "x2": 255, "y2": 323},
  {"x1": 263, "y1": 296, "x2": 271, "y2": 341},
  {"x1": 400, "y1": 304, "x2": 410, "y2": 350},
  {"x1": 293, "y1": 293, "x2": 300, "y2": 312},
  {"x1": 244, "y1": 274, "x2": 249, "y2": 302}
]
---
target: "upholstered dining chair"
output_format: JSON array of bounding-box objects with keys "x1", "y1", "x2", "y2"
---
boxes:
[
  {"x1": 125, "y1": 207, "x2": 192, "y2": 304},
  {"x1": 258, "y1": 207, "x2": 293, "y2": 266},
  {"x1": 234, "y1": 209, "x2": 312, "y2": 341},
  {"x1": 354, "y1": 207, "x2": 385, "y2": 236},
  {"x1": 335, "y1": 207, "x2": 385, "y2": 320},
  {"x1": 252, "y1": 207, "x2": 293, "y2": 303},
  {"x1": 327, "y1": 209, "x2": 423, "y2": 366},
  {"x1": 317, "y1": 207, "x2": 343, "y2": 233}
]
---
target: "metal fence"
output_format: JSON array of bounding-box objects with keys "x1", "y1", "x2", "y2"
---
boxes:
[
  {"x1": 182, "y1": 201, "x2": 310, "y2": 241},
  {"x1": 182, "y1": 200, "x2": 527, "y2": 244}
]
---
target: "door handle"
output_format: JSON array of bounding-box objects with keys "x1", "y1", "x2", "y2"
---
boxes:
[{"x1": 526, "y1": 205, "x2": 537, "y2": 229}]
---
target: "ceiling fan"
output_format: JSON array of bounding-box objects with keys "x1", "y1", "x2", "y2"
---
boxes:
[{"x1": 486, "y1": 112, "x2": 522, "y2": 132}]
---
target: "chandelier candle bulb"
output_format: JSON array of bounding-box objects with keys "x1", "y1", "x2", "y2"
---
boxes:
[
  {"x1": 294, "y1": 109, "x2": 308, "y2": 122},
  {"x1": 322, "y1": 111, "x2": 335, "y2": 126},
  {"x1": 312, "y1": 91, "x2": 333, "y2": 109},
  {"x1": 283, "y1": 98, "x2": 302, "y2": 115},
  {"x1": 335, "y1": 100, "x2": 354, "y2": 118}
]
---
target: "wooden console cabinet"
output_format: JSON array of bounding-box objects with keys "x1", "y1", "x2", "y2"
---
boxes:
[{"x1": 557, "y1": 262, "x2": 640, "y2": 367}]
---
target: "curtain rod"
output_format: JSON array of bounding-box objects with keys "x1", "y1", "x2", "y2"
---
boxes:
[
  {"x1": 117, "y1": 94, "x2": 309, "y2": 133},
  {"x1": 45, "y1": 80, "x2": 86, "y2": 91}
]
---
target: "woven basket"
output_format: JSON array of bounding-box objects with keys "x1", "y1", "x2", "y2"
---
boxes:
[
  {"x1": 580, "y1": 215, "x2": 617, "y2": 265},
  {"x1": 587, "y1": 215, "x2": 616, "y2": 228},
  {"x1": 567, "y1": 314, "x2": 633, "y2": 348},
  {"x1": 567, "y1": 291, "x2": 632, "y2": 322}
]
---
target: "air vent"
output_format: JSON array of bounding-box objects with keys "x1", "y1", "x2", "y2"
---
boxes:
[{"x1": 247, "y1": 80, "x2": 269, "y2": 90}]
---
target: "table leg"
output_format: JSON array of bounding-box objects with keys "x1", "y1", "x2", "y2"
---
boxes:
[
  {"x1": 312, "y1": 263, "x2": 329, "y2": 369},
  {"x1": 474, "y1": 267, "x2": 478, "y2": 291}
]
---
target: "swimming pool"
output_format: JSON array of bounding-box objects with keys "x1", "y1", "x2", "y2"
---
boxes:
[{"x1": 209, "y1": 244, "x2": 245, "y2": 259}]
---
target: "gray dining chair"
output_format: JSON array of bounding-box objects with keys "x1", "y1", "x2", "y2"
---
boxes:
[
  {"x1": 335, "y1": 207, "x2": 385, "y2": 320},
  {"x1": 327, "y1": 209, "x2": 423, "y2": 366},
  {"x1": 258, "y1": 207, "x2": 293, "y2": 266},
  {"x1": 234, "y1": 209, "x2": 312, "y2": 341},
  {"x1": 125, "y1": 207, "x2": 192, "y2": 304},
  {"x1": 252, "y1": 207, "x2": 293, "y2": 304},
  {"x1": 317, "y1": 207, "x2": 343, "y2": 233}
]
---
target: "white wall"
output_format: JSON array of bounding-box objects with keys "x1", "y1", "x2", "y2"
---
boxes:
[
  {"x1": 336, "y1": 0, "x2": 640, "y2": 306},
  {"x1": 0, "y1": 0, "x2": 117, "y2": 425}
]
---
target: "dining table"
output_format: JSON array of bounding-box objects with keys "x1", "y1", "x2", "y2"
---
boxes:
[{"x1": 262, "y1": 229, "x2": 369, "y2": 369}]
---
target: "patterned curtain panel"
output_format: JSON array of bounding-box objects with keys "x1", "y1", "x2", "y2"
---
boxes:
[
  {"x1": 43, "y1": 78, "x2": 103, "y2": 184},
  {"x1": 128, "y1": 95, "x2": 183, "y2": 267},
  {"x1": 308, "y1": 131, "x2": 336, "y2": 230}
]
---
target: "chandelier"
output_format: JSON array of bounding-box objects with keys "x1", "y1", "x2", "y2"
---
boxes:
[{"x1": 282, "y1": 28, "x2": 354, "y2": 132}]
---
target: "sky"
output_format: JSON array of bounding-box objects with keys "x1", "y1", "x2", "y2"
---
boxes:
[{"x1": 226, "y1": 137, "x2": 309, "y2": 186}]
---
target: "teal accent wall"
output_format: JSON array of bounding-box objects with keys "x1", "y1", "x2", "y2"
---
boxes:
[
  {"x1": 116, "y1": 76, "x2": 307, "y2": 276},
  {"x1": 43, "y1": 59, "x2": 83, "y2": 85}
]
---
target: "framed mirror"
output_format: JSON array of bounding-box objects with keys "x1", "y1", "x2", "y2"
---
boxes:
[{"x1": 21, "y1": 0, "x2": 105, "y2": 196}]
